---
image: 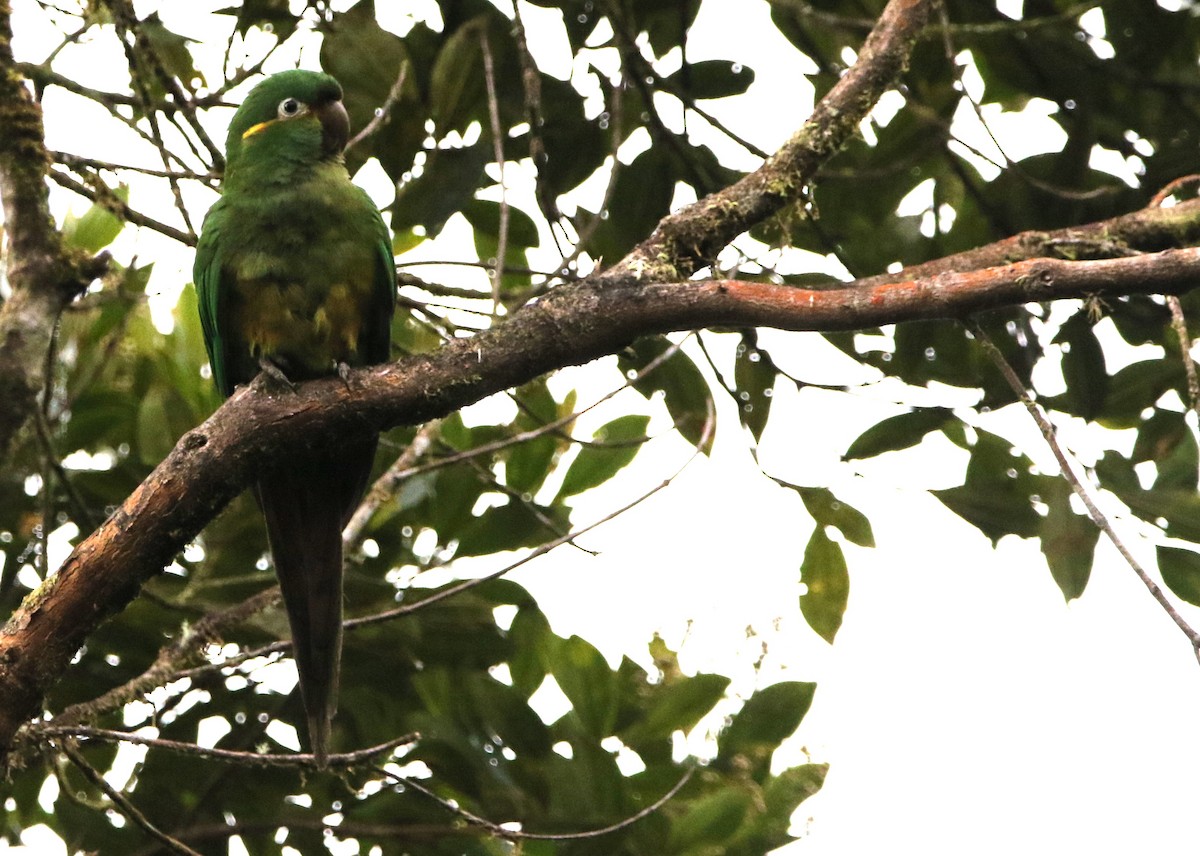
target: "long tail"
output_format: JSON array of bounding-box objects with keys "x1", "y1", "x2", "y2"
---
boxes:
[{"x1": 256, "y1": 438, "x2": 376, "y2": 768}]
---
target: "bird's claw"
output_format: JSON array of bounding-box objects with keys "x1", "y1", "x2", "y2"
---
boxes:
[
  {"x1": 336, "y1": 361, "x2": 354, "y2": 390},
  {"x1": 256, "y1": 357, "x2": 297, "y2": 393}
]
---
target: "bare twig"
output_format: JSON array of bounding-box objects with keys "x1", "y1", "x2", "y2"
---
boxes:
[
  {"x1": 1168, "y1": 297, "x2": 1200, "y2": 417},
  {"x1": 383, "y1": 763, "x2": 695, "y2": 841},
  {"x1": 51, "y1": 150, "x2": 215, "y2": 183},
  {"x1": 60, "y1": 741, "x2": 204, "y2": 856},
  {"x1": 347, "y1": 61, "x2": 409, "y2": 151},
  {"x1": 969, "y1": 322, "x2": 1200, "y2": 659},
  {"x1": 343, "y1": 418, "x2": 442, "y2": 549},
  {"x1": 349, "y1": 394, "x2": 714, "y2": 630},
  {"x1": 480, "y1": 30, "x2": 509, "y2": 316},
  {"x1": 32, "y1": 406, "x2": 99, "y2": 530},
  {"x1": 49, "y1": 168, "x2": 196, "y2": 245},
  {"x1": 43, "y1": 726, "x2": 417, "y2": 769},
  {"x1": 767, "y1": 0, "x2": 1100, "y2": 36},
  {"x1": 50, "y1": 587, "x2": 282, "y2": 727}
]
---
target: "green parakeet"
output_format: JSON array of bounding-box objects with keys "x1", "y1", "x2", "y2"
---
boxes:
[{"x1": 193, "y1": 70, "x2": 395, "y2": 765}]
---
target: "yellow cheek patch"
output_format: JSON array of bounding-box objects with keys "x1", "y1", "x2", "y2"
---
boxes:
[{"x1": 242, "y1": 119, "x2": 275, "y2": 139}]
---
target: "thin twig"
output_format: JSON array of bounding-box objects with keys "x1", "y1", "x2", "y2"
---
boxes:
[
  {"x1": 562, "y1": 75, "x2": 626, "y2": 273},
  {"x1": 33, "y1": 405, "x2": 99, "y2": 530},
  {"x1": 52, "y1": 150, "x2": 215, "y2": 183},
  {"x1": 510, "y1": 0, "x2": 570, "y2": 257},
  {"x1": 347, "y1": 61, "x2": 409, "y2": 151},
  {"x1": 49, "y1": 168, "x2": 195, "y2": 245},
  {"x1": 384, "y1": 762, "x2": 695, "y2": 841},
  {"x1": 767, "y1": 0, "x2": 1100, "y2": 36},
  {"x1": 1148, "y1": 174, "x2": 1200, "y2": 207},
  {"x1": 43, "y1": 726, "x2": 417, "y2": 769},
  {"x1": 60, "y1": 741, "x2": 204, "y2": 856},
  {"x1": 348, "y1": 394, "x2": 714, "y2": 631},
  {"x1": 480, "y1": 30, "x2": 509, "y2": 316},
  {"x1": 343, "y1": 418, "x2": 442, "y2": 549},
  {"x1": 1168, "y1": 297, "x2": 1200, "y2": 417},
  {"x1": 103, "y1": 0, "x2": 200, "y2": 235},
  {"x1": 969, "y1": 321, "x2": 1200, "y2": 659},
  {"x1": 50, "y1": 587, "x2": 282, "y2": 727}
]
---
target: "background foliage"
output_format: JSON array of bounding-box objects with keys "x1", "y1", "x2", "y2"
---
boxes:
[{"x1": 4, "y1": 0, "x2": 1200, "y2": 853}]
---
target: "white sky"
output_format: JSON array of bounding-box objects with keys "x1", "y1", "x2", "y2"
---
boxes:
[{"x1": 6, "y1": 1, "x2": 1200, "y2": 854}]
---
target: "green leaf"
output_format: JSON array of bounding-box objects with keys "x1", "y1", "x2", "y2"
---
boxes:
[
  {"x1": 669, "y1": 787, "x2": 753, "y2": 851},
  {"x1": 140, "y1": 14, "x2": 204, "y2": 89},
  {"x1": 430, "y1": 18, "x2": 483, "y2": 133},
  {"x1": 932, "y1": 429, "x2": 1046, "y2": 543},
  {"x1": 1054, "y1": 311, "x2": 1108, "y2": 419},
  {"x1": 134, "y1": 384, "x2": 192, "y2": 466},
  {"x1": 536, "y1": 72, "x2": 609, "y2": 197},
  {"x1": 734, "y1": 333, "x2": 775, "y2": 442},
  {"x1": 719, "y1": 681, "x2": 816, "y2": 766},
  {"x1": 62, "y1": 187, "x2": 127, "y2": 253},
  {"x1": 843, "y1": 408, "x2": 953, "y2": 460},
  {"x1": 509, "y1": 605, "x2": 551, "y2": 698},
  {"x1": 1039, "y1": 479, "x2": 1099, "y2": 601},
  {"x1": 621, "y1": 672, "x2": 730, "y2": 745},
  {"x1": 557, "y1": 414, "x2": 650, "y2": 500},
  {"x1": 1132, "y1": 409, "x2": 1188, "y2": 465},
  {"x1": 764, "y1": 763, "x2": 828, "y2": 818},
  {"x1": 1098, "y1": 359, "x2": 1185, "y2": 429},
  {"x1": 215, "y1": 0, "x2": 300, "y2": 37},
  {"x1": 390, "y1": 142, "x2": 490, "y2": 239},
  {"x1": 796, "y1": 486, "x2": 875, "y2": 548},
  {"x1": 1134, "y1": 410, "x2": 1200, "y2": 491},
  {"x1": 1095, "y1": 452, "x2": 1200, "y2": 542},
  {"x1": 547, "y1": 635, "x2": 618, "y2": 738},
  {"x1": 585, "y1": 147, "x2": 676, "y2": 262},
  {"x1": 504, "y1": 381, "x2": 565, "y2": 496},
  {"x1": 665, "y1": 59, "x2": 756, "y2": 100},
  {"x1": 640, "y1": 0, "x2": 701, "y2": 56},
  {"x1": 618, "y1": 337, "x2": 714, "y2": 453},
  {"x1": 1157, "y1": 545, "x2": 1200, "y2": 606},
  {"x1": 455, "y1": 499, "x2": 567, "y2": 557},
  {"x1": 799, "y1": 527, "x2": 849, "y2": 643}
]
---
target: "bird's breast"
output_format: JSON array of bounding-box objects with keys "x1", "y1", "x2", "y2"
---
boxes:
[{"x1": 221, "y1": 180, "x2": 381, "y2": 379}]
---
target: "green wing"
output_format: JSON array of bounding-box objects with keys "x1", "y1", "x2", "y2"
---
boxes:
[
  {"x1": 363, "y1": 196, "x2": 396, "y2": 367},
  {"x1": 193, "y1": 197, "x2": 233, "y2": 396}
]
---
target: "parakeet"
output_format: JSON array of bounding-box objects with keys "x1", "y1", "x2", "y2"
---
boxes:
[{"x1": 193, "y1": 70, "x2": 395, "y2": 766}]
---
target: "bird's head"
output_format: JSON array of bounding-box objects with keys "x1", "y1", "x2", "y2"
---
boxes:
[{"x1": 223, "y1": 70, "x2": 351, "y2": 179}]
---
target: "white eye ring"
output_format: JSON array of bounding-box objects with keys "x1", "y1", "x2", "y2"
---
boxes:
[{"x1": 277, "y1": 97, "x2": 304, "y2": 119}]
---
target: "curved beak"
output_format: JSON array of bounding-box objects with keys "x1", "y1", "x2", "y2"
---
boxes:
[{"x1": 316, "y1": 98, "x2": 350, "y2": 156}]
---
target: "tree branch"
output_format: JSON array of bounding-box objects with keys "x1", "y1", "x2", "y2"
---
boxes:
[
  {"x1": 0, "y1": 1, "x2": 109, "y2": 461},
  {"x1": 599, "y1": 0, "x2": 933, "y2": 284}
]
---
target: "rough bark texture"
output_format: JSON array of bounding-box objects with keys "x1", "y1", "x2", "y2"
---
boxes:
[
  {"x1": 597, "y1": 0, "x2": 932, "y2": 285},
  {"x1": 0, "y1": 0, "x2": 108, "y2": 461}
]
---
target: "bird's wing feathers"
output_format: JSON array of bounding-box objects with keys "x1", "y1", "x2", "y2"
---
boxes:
[
  {"x1": 365, "y1": 200, "x2": 396, "y2": 366},
  {"x1": 193, "y1": 198, "x2": 233, "y2": 396}
]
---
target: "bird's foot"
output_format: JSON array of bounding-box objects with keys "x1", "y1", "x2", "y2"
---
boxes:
[
  {"x1": 335, "y1": 361, "x2": 354, "y2": 390},
  {"x1": 256, "y1": 357, "x2": 297, "y2": 393}
]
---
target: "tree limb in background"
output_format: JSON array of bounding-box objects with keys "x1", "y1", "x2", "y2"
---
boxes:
[{"x1": 0, "y1": 1, "x2": 109, "y2": 461}]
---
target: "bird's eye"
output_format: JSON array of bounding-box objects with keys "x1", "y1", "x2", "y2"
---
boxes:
[{"x1": 277, "y1": 98, "x2": 303, "y2": 119}]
